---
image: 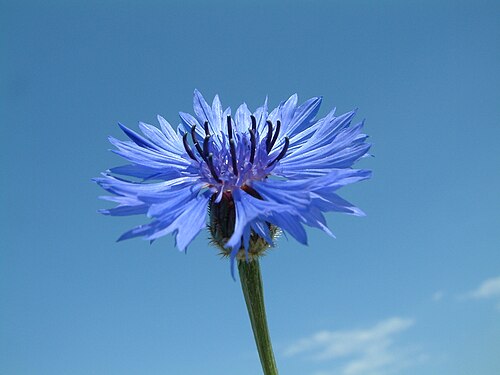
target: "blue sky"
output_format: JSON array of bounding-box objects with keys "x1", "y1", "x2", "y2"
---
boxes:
[{"x1": 1, "y1": 1, "x2": 499, "y2": 374}]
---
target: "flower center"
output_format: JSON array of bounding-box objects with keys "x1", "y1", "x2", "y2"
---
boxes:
[{"x1": 182, "y1": 115, "x2": 290, "y2": 190}]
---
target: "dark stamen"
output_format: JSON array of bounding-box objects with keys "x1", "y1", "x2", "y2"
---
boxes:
[
  {"x1": 227, "y1": 116, "x2": 233, "y2": 140},
  {"x1": 182, "y1": 133, "x2": 198, "y2": 161},
  {"x1": 207, "y1": 153, "x2": 222, "y2": 183},
  {"x1": 191, "y1": 125, "x2": 204, "y2": 159},
  {"x1": 250, "y1": 115, "x2": 257, "y2": 132},
  {"x1": 269, "y1": 119, "x2": 281, "y2": 151},
  {"x1": 203, "y1": 121, "x2": 210, "y2": 136},
  {"x1": 249, "y1": 128, "x2": 256, "y2": 164},
  {"x1": 265, "y1": 120, "x2": 273, "y2": 153},
  {"x1": 268, "y1": 137, "x2": 289, "y2": 167},
  {"x1": 203, "y1": 135, "x2": 210, "y2": 158},
  {"x1": 190, "y1": 124, "x2": 197, "y2": 141},
  {"x1": 229, "y1": 139, "x2": 238, "y2": 176}
]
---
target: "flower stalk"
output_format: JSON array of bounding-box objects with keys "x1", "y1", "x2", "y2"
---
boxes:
[{"x1": 238, "y1": 259, "x2": 279, "y2": 375}]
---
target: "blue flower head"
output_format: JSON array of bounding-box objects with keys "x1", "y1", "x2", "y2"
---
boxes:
[{"x1": 95, "y1": 90, "x2": 372, "y2": 275}]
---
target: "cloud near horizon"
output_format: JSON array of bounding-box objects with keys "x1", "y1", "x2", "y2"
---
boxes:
[
  {"x1": 463, "y1": 276, "x2": 500, "y2": 300},
  {"x1": 460, "y1": 276, "x2": 500, "y2": 311},
  {"x1": 284, "y1": 317, "x2": 417, "y2": 375}
]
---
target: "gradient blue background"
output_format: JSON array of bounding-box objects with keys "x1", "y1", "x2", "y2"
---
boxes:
[{"x1": 1, "y1": 1, "x2": 499, "y2": 374}]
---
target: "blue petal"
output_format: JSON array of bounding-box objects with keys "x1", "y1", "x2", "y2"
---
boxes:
[
  {"x1": 117, "y1": 223, "x2": 156, "y2": 241},
  {"x1": 211, "y1": 95, "x2": 223, "y2": 132},
  {"x1": 147, "y1": 192, "x2": 211, "y2": 251},
  {"x1": 98, "y1": 195, "x2": 149, "y2": 216},
  {"x1": 226, "y1": 189, "x2": 306, "y2": 250},
  {"x1": 311, "y1": 192, "x2": 366, "y2": 216},
  {"x1": 94, "y1": 174, "x2": 197, "y2": 197},
  {"x1": 179, "y1": 111, "x2": 204, "y2": 136},
  {"x1": 109, "y1": 164, "x2": 181, "y2": 181},
  {"x1": 286, "y1": 96, "x2": 322, "y2": 137},
  {"x1": 312, "y1": 169, "x2": 372, "y2": 192},
  {"x1": 251, "y1": 221, "x2": 274, "y2": 245},
  {"x1": 267, "y1": 210, "x2": 308, "y2": 245},
  {"x1": 253, "y1": 96, "x2": 269, "y2": 134},
  {"x1": 279, "y1": 111, "x2": 371, "y2": 177},
  {"x1": 287, "y1": 111, "x2": 334, "y2": 150},
  {"x1": 252, "y1": 169, "x2": 370, "y2": 238},
  {"x1": 118, "y1": 123, "x2": 158, "y2": 150},
  {"x1": 299, "y1": 206, "x2": 335, "y2": 238},
  {"x1": 277, "y1": 94, "x2": 298, "y2": 134},
  {"x1": 109, "y1": 137, "x2": 191, "y2": 169},
  {"x1": 98, "y1": 204, "x2": 148, "y2": 216},
  {"x1": 138, "y1": 121, "x2": 185, "y2": 155},
  {"x1": 193, "y1": 89, "x2": 217, "y2": 134},
  {"x1": 284, "y1": 123, "x2": 364, "y2": 165},
  {"x1": 252, "y1": 179, "x2": 311, "y2": 210},
  {"x1": 235, "y1": 103, "x2": 251, "y2": 133},
  {"x1": 142, "y1": 184, "x2": 204, "y2": 217},
  {"x1": 156, "y1": 115, "x2": 189, "y2": 154},
  {"x1": 226, "y1": 189, "x2": 265, "y2": 251}
]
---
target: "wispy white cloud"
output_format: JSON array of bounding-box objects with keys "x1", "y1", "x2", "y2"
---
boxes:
[
  {"x1": 464, "y1": 276, "x2": 500, "y2": 299},
  {"x1": 284, "y1": 317, "x2": 418, "y2": 375},
  {"x1": 459, "y1": 276, "x2": 500, "y2": 311}
]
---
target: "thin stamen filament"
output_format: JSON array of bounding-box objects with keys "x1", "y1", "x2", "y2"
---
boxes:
[
  {"x1": 227, "y1": 116, "x2": 234, "y2": 140},
  {"x1": 207, "y1": 153, "x2": 222, "y2": 183},
  {"x1": 182, "y1": 133, "x2": 198, "y2": 161},
  {"x1": 229, "y1": 139, "x2": 239, "y2": 176},
  {"x1": 250, "y1": 115, "x2": 257, "y2": 132},
  {"x1": 249, "y1": 128, "x2": 256, "y2": 164},
  {"x1": 191, "y1": 125, "x2": 205, "y2": 160},
  {"x1": 265, "y1": 120, "x2": 273, "y2": 153},
  {"x1": 269, "y1": 120, "x2": 281, "y2": 151},
  {"x1": 203, "y1": 135, "x2": 210, "y2": 158},
  {"x1": 268, "y1": 137, "x2": 289, "y2": 167}
]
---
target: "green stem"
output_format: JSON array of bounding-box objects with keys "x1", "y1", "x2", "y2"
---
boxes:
[{"x1": 238, "y1": 258, "x2": 279, "y2": 375}]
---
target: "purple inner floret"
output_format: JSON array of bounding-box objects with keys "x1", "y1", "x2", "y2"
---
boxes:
[
  {"x1": 181, "y1": 115, "x2": 290, "y2": 194},
  {"x1": 95, "y1": 90, "x2": 372, "y2": 272}
]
